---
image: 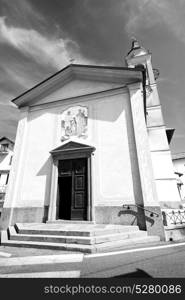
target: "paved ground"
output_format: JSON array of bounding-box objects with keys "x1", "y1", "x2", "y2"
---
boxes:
[
  {"x1": 83, "y1": 241, "x2": 185, "y2": 277},
  {"x1": 0, "y1": 245, "x2": 77, "y2": 257},
  {"x1": 0, "y1": 239, "x2": 171, "y2": 257},
  {"x1": 1, "y1": 241, "x2": 185, "y2": 277}
]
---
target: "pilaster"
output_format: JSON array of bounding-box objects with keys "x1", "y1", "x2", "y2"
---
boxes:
[
  {"x1": 47, "y1": 158, "x2": 58, "y2": 221},
  {"x1": 0, "y1": 107, "x2": 29, "y2": 228}
]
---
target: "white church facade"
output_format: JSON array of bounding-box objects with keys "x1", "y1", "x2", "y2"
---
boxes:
[{"x1": 0, "y1": 40, "x2": 182, "y2": 242}]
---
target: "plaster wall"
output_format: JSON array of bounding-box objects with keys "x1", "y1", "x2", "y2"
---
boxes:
[
  {"x1": 3, "y1": 89, "x2": 141, "y2": 215},
  {"x1": 0, "y1": 152, "x2": 13, "y2": 172},
  {"x1": 151, "y1": 151, "x2": 177, "y2": 179},
  {"x1": 147, "y1": 106, "x2": 164, "y2": 128},
  {"x1": 148, "y1": 127, "x2": 169, "y2": 151},
  {"x1": 147, "y1": 88, "x2": 181, "y2": 207},
  {"x1": 31, "y1": 79, "x2": 123, "y2": 106}
]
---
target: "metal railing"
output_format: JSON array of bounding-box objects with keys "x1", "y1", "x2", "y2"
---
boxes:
[
  {"x1": 162, "y1": 209, "x2": 185, "y2": 226},
  {"x1": 122, "y1": 204, "x2": 159, "y2": 217}
]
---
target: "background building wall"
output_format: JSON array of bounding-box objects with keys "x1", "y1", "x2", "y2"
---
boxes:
[
  {"x1": 0, "y1": 138, "x2": 14, "y2": 217},
  {"x1": 172, "y1": 156, "x2": 185, "y2": 201}
]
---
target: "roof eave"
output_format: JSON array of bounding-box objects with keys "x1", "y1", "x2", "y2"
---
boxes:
[{"x1": 11, "y1": 64, "x2": 143, "y2": 108}]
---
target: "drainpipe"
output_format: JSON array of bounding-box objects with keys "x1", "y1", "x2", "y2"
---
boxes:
[{"x1": 135, "y1": 65, "x2": 147, "y2": 123}]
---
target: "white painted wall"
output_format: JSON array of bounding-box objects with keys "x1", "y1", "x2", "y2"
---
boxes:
[
  {"x1": 146, "y1": 85, "x2": 181, "y2": 206},
  {"x1": 32, "y1": 79, "x2": 123, "y2": 106},
  {"x1": 6, "y1": 87, "x2": 140, "y2": 210},
  {"x1": 0, "y1": 152, "x2": 13, "y2": 172},
  {"x1": 0, "y1": 144, "x2": 13, "y2": 192},
  {"x1": 93, "y1": 92, "x2": 136, "y2": 205}
]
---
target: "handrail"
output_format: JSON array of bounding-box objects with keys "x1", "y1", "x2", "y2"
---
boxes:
[{"x1": 122, "y1": 204, "x2": 159, "y2": 217}]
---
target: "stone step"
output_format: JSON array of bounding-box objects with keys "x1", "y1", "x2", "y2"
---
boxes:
[
  {"x1": 0, "y1": 252, "x2": 83, "y2": 274},
  {"x1": 1, "y1": 223, "x2": 160, "y2": 254},
  {"x1": 15, "y1": 223, "x2": 140, "y2": 237},
  {"x1": 9, "y1": 227, "x2": 147, "y2": 245},
  {"x1": 1, "y1": 229, "x2": 160, "y2": 254},
  {"x1": 47, "y1": 220, "x2": 95, "y2": 224},
  {"x1": 0, "y1": 252, "x2": 83, "y2": 273},
  {"x1": 94, "y1": 235, "x2": 160, "y2": 253},
  {"x1": 0, "y1": 271, "x2": 80, "y2": 278}
]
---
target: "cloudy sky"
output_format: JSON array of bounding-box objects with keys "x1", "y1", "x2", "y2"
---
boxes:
[{"x1": 0, "y1": 0, "x2": 185, "y2": 153}]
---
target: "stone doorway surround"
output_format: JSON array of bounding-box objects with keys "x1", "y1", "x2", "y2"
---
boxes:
[{"x1": 47, "y1": 141, "x2": 95, "y2": 222}]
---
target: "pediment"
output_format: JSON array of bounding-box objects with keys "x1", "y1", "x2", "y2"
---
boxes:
[
  {"x1": 29, "y1": 79, "x2": 123, "y2": 107},
  {"x1": 50, "y1": 141, "x2": 95, "y2": 159},
  {"x1": 12, "y1": 64, "x2": 142, "y2": 108}
]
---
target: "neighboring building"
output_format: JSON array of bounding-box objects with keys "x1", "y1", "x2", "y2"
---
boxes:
[
  {"x1": 0, "y1": 137, "x2": 14, "y2": 215},
  {"x1": 0, "y1": 40, "x2": 182, "y2": 242},
  {"x1": 172, "y1": 153, "x2": 185, "y2": 201}
]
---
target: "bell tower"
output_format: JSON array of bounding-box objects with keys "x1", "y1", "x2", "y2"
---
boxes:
[
  {"x1": 125, "y1": 37, "x2": 158, "y2": 103},
  {"x1": 126, "y1": 38, "x2": 181, "y2": 209}
]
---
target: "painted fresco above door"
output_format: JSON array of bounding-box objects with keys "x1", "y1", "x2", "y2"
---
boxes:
[{"x1": 61, "y1": 106, "x2": 88, "y2": 141}]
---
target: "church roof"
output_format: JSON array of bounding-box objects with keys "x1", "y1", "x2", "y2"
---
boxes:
[{"x1": 11, "y1": 63, "x2": 143, "y2": 108}]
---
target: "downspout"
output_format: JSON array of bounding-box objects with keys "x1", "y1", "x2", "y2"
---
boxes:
[
  {"x1": 135, "y1": 65, "x2": 147, "y2": 123},
  {"x1": 142, "y1": 67, "x2": 147, "y2": 123}
]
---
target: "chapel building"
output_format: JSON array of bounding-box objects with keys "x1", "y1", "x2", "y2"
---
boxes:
[{"x1": 0, "y1": 40, "x2": 182, "y2": 244}]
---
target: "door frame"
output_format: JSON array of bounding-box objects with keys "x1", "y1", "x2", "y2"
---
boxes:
[
  {"x1": 47, "y1": 141, "x2": 95, "y2": 222},
  {"x1": 57, "y1": 158, "x2": 88, "y2": 220}
]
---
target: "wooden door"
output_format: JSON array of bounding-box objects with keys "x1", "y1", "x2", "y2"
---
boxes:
[
  {"x1": 58, "y1": 158, "x2": 87, "y2": 220},
  {"x1": 71, "y1": 158, "x2": 87, "y2": 220}
]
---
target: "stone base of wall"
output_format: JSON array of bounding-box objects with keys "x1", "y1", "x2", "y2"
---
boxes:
[
  {"x1": 164, "y1": 225, "x2": 185, "y2": 241},
  {"x1": 144, "y1": 206, "x2": 165, "y2": 241},
  {"x1": 95, "y1": 205, "x2": 165, "y2": 240},
  {"x1": 0, "y1": 206, "x2": 49, "y2": 230},
  {"x1": 0, "y1": 205, "x2": 166, "y2": 241}
]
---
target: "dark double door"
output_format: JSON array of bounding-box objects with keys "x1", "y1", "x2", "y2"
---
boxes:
[{"x1": 58, "y1": 158, "x2": 88, "y2": 220}]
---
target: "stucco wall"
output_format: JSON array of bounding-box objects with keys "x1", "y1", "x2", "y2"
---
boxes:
[
  {"x1": 6, "y1": 89, "x2": 140, "y2": 213},
  {"x1": 0, "y1": 152, "x2": 13, "y2": 172},
  {"x1": 146, "y1": 83, "x2": 181, "y2": 207}
]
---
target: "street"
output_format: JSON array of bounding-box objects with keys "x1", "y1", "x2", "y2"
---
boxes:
[
  {"x1": 1, "y1": 241, "x2": 185, "y2": 277},
  {"x1": 82, "y1": 242, "x2": 185, "y2": 277}
]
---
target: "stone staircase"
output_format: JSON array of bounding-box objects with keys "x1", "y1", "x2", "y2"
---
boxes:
[{"x1": 1, "y1": 222, "x2": 160, "y2": 253}]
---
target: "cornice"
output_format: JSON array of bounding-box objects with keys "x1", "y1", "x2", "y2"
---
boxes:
[{"x1": 12, "y1": 64, "x2": 142, "y2": 109}]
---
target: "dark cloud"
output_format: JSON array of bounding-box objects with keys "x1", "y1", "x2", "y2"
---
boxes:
[
  {"x1": 0, "y1": 0, "x2": 45, "y2": 29},
  {"x1": 0, "y1": 104, "x2": 19, "y2": 140},
  {"x1": 28, "y1": 0, "x2": 131, "y2": 63},
  {"x1": 0, "y1": 43, "x2": 57, "y2": 100},
  {"x1": 0, "y1": 0, "x2": 185, "y2": 152}
]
